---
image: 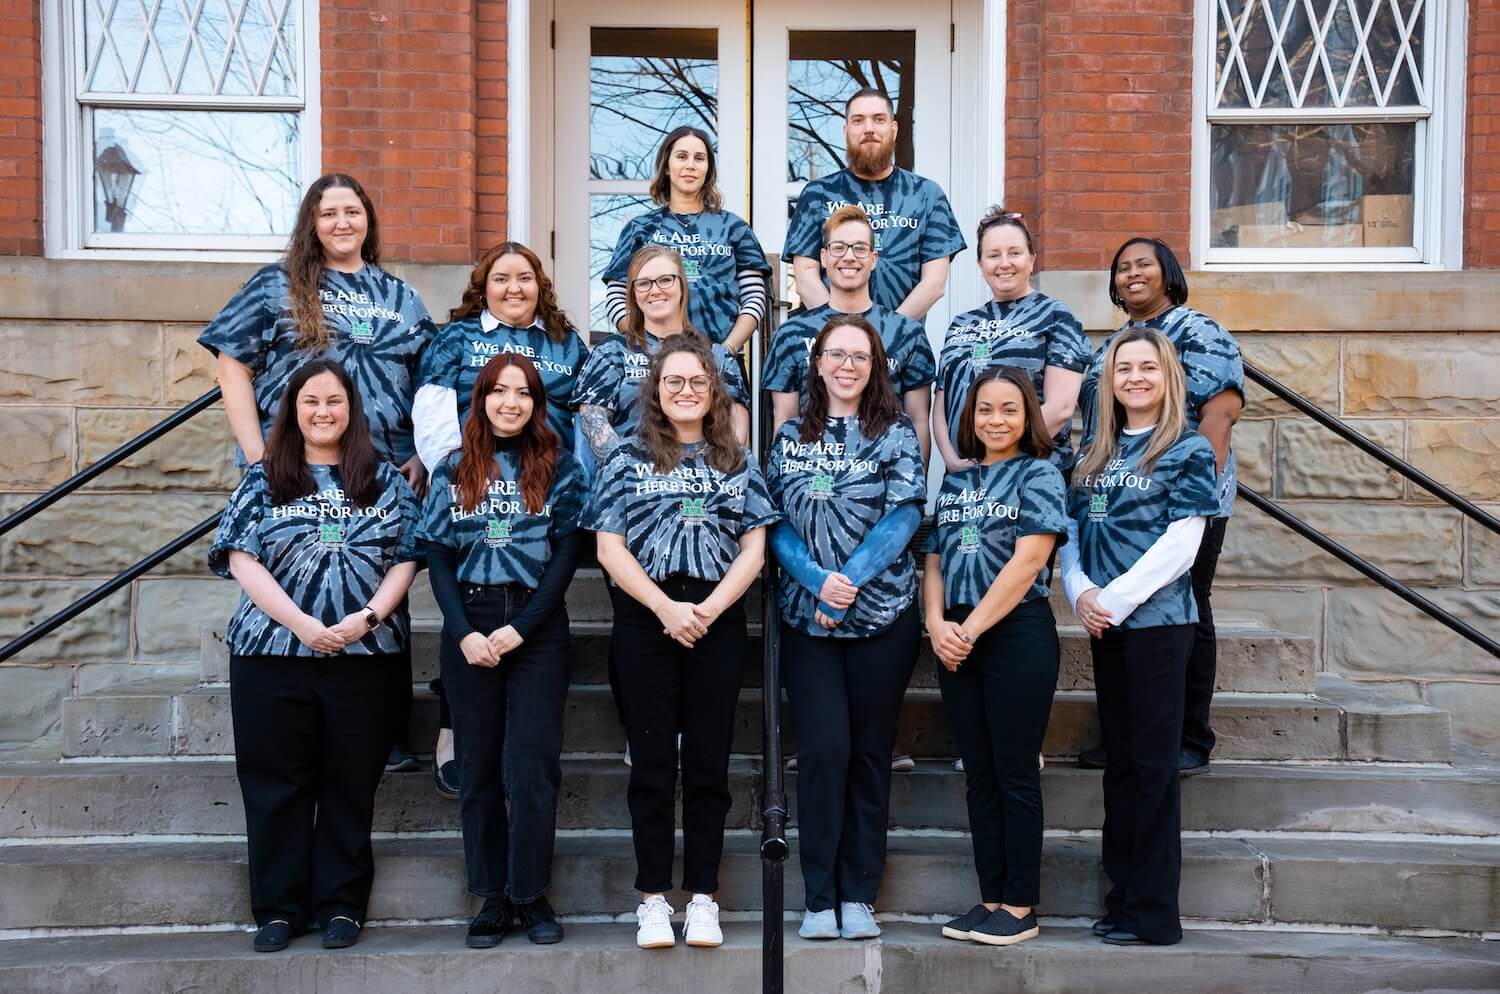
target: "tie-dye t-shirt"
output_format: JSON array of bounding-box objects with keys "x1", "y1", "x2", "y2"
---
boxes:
[
  {"x1": 572, "y1": 332, "x2": 750, "y2": 439},
  {"x1": 765, "y1": 415, "x2": 926, "y2": 637},
  {"x1": 1079, "y1": 306, "x2": 1244, "y2": 516},
  {"x1": 1067, "y1": 429, "x2": 1220, "y2": 629},
  {"x1": 603, "y1": 207, "x2": 770, "y2": 343},
  {"x1": 584, "y1": 438, "x2": 780, "y2": 582},
  {"x1": 761, "y1": 303, "x2": 936, "y2": 403},
  {"x1": 416, "y1": 314, "x2": 590, "y2": 444},
  {"x1": 938, "y1": 294, "x2": 1090, "y2": 470},
  {"x1": 782, "y1": 167, "x2": 966, "y2": 312},
  {"x1": 417, "y1": 449, "x2": 585, "y2": 588},
  {"x1": 924, "y1": 455, "x2": 1069, "y2": 610},
  {"x1": 198, "y1": 263, "x2": 437, "y2": 466},
  {"x1": 210, "y1": 462, "x2": 421, "y2": 656}
]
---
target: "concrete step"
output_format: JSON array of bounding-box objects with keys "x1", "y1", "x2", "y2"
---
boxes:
[
  {"x1": 6, "y1": 759, "x2": 1499, "y2": 840},
  {"x1": 63, "y1": 679, "x2": 1450, "y2": 763},
  {"x1": 1, "y1": 833, "x2": 1496, "y2": 934},
  {"x1": 2, "y1": 925, "x2": 1496, "y2": 994}
]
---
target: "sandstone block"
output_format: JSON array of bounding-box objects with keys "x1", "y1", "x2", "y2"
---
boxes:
[
  {"x1": 1425, "y1": 681, "x2": 1500, "y2": 751},
  {"x1": 135, "y1": 578, "x2": 241, "y2": 661},
  {"x1": 62, "y1": 694, "x2": 171, "y2": 757},
  {"x1": 173, "y1": 690, "x2": 233, "y2": 755},
  {"x1": 0, "y1": 580, "x2": 131, "y2": 663},
  {"x1": 164, "y1": 325, "x2": 218, "y2": 404},
  {"x1": 0, "y1": 407, "x2": 74, "y2": 489},
  {"x1": 1238, "y1": 334, "x2": 1340, "y2": 417},
  {"x1": 1468, "y1": 508, "x2": 1500, "y2": 586},
  {"x1": 1344, "y1": 335, "x2": 1500, "y2": 417},
  {"x1": 1208, "y1": 584, "x2": 1326, "y2": 643},
  {"x1": 1219, "y1": 502, "x2": 1463, "y2": 585},
  {"x1": 1276, "y1": 418, "x2": 1404, "y2": 499},
  {"x1": 0, "y1": 494, "x2": 223, "y2": 577},
  {"x1": 0, "y1": 664, "x2": 72, "y2": 748},
  {"x1": 1233, "y1": 418, "x2": 1273, "y2": 493},
  {"x1": 0, "y1": 322, "x2": 162, "y2": 404},
  {"x1": 75, "y1": 662, "x2": 199, "y2": 696},
  {"x1": 1406, "y1": 421, "x2": 1500, "y2": 502},
  {"x1": 77, "y1": 407, "x2": 238, "y2": 492},
  {"x1": 1326, "y1": 588, "x2": 1500, "y2": 680}
]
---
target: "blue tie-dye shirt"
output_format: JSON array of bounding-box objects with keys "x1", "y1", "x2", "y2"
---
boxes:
[
  {"x1": 1079, "y1": 306, "x2": 1245, "y2": 516},
  {"x1": 198, "y1": 263, "x2": 437, "y2": 466},
  {"x1": 925, "y1": 455, "x2": 1069, "y2": 610},
  {"x1": 604, "y1": 207, "x2": 770, "y2": 343},
  {"x1": 572, "y1": 332, "x2": 750, "y2": 439},
  {"x1": 938, "y1": 293, "x2": 1091, "y2": 470},
  {"x1": 761, "y1": 303, "x2": 936, "y2": 400},
  {"x1": 765, "y1": 415, "x2": 927, "y2": 637},
  {"x1": 416, "y1": 313, "x2": 590, "y2": 444},
  {"x1": 782, "y1": 167, "x2": 966, "y2": 312},
  {"x1": 584, "y1": 438, "x2": 780, "y2": 582},
  {"x1": 417, "y1": 449, "x2": 585, "y2": 588},
  {"x1": 210, "y1": 462, "x2": 421, "y2": 656},
  {"x1": 1068, "y1": 429, "x2": 1220, "y2": 629}
]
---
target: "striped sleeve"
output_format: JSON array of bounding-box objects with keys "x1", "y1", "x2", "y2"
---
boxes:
[
  {"x1": 604, "y1": 281, "x2": 629, "y2": 330},
  {"x1": 735, "y1": 269, "x2": 769, "y2": 323}
]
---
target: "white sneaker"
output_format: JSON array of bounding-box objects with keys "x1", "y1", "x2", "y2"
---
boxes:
[
  {"x1": 623, "y1": 743, "x2": 631, "y2": 768},
  {"x1": 1039, "y1": 753, "x2": 1046, "y2": 771},
  {"x1": 683, "y1": 893, "x2": 723, "y2": 947},
  {"x1": 891, "y1": 753, "x2": 916, "y2": 772},
  {"x1": 636, "y1": 894, "x2": 675, "y2": 949},
  {"x1": 953, "y1": 757, "x2": 965, "y2": 773}
]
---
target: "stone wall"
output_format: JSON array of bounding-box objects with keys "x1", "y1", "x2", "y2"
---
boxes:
[{"x1": 1, "y1": 260, "x2": 1497, "y2": 752}]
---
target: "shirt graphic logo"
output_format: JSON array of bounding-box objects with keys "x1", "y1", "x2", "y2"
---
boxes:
[
  {"x1": 808, "y1": 474, "x2": 834, "y2": 500},
  {"x1": 682, "y1": 258, "x2": 702, "y2": 280},
  {"x1": 318, "y1": 520, "x2": 345, "y2": 548},
  {"x1": 348, "y1": 319, "x2": 375, "y2": 343},
  {"x1": 485, "y1": 517, "x2": 512, "y2": 548},
  {"x1": 970, "y1": 341, "x2": 993, "y2": 361},
  {"x1": 1089, "y1": 492, "x2": 1109, "y2": 521},
  {"x1": 959, "y1": 524, "x2": 980, "y2": 553},
  {"x1": 680, "y1": 497, "x2": 707, "y2": 524}
]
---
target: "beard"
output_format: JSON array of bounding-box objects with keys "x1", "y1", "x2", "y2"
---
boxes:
[{"x1": 846, "y1": 133, "x2": 896, "y2": 176}]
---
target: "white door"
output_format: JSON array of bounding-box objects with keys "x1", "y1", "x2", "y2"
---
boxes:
[{"x1": 553, "y1": 0, "x2": 749, "y2": 334}]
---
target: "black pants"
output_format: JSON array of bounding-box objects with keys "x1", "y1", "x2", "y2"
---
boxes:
[
  {"x1": 783, "y1": 603, "x2": 919, "y2": 912},
  {"x1": 1182, "y1": 516, "x2": 1227, "y2": 761},
  {"x1": 441, "y1": 584, "x2": 572, "y2": 902},
  {"x1": 936, "y1": 598, "x2": 1059, "y2": 907},
  {"x1": 229, "y1": 652, "x2": 407, "y2": 930},
  {"x1": 612, "y1": 575, "x2": 747, "y2": 894},
  {"x1": 1092, "y1": 623, "x2": 1194, "y2": 945}
]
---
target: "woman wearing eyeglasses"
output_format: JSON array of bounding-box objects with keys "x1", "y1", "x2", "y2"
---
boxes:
[
  {"x1": 585, "y1": 334, "x2": 779, "y2": 950},
  {"x1": 765, "y1": 314, "x2": 927, "y2": 941}
]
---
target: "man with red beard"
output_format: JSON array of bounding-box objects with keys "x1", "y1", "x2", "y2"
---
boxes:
[{"x1": 785, "y1": 88, "x2": 966, "y2": 321}]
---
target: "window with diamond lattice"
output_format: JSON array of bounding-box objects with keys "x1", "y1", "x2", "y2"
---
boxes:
[
  {"x1": 1200, "y1": 0, "x2": 1461, "y2": 264},
  {"x1": 46, "y1": 0, "x2": 317, "y2": 253}
]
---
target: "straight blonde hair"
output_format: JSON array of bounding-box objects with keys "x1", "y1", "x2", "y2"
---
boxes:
[{"x1": 1075, "y1": 327, "x2": 1190, "y2": 481}]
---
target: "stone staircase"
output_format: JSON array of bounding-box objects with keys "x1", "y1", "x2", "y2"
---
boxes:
[{"x1": 2, "y1": 570, "x2": 1497, "y2": 992}]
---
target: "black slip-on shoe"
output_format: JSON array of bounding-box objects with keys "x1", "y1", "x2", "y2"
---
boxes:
[
  {"x1": 1102, "y1": 928, "x2": 1151, "y2": 946},
  {"x1": 1077, "y1": 745, "x2": 1106, "y2": 769},
  {"x1": 515, "y1": 896, "x2": 564, "y2": 945},
  {"x1": 321, "y1": 916, "x2": 361, "y2": 949},
  {"x1": 253, "y1": 920, "x2": 292, "y2": 952},
  {"x1": 1091, "y1": 918, "x2": 1116, "y2": 937},
  {"x1": 466, "y1": 897, "x2": 512, "y2": 948},
  {"x1": 970, "y1": 909, "x2": 1039, "y2": 946},
  {"x1": 385, "y1": 747, "x2": 421, "y2": 773},
  {"x1": 941, "y1": 904, "x2": 990, "y2": 941},
  {"x1": 434, "y1": 759, "x2": 461, "y2": 799},
  {"x1": 1179, "y1": 751, "x2": 1211, "y2": 777}
]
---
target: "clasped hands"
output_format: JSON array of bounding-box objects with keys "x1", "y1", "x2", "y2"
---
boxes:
[
  {"x1": 459, "y1": 626, "x2": 525, "y2": 668},
  {"x1": 814, "y1": 571, "x2": 859, "y2": 631},
  {"x1": 293, "y1": 611, "x2": 374, "y2": 654},
  {"x1": 1074, "y1": 588, "x2": 1116, "y2": 638}
]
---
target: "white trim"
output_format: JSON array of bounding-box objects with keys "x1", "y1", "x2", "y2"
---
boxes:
[
  {"x1": 507, "y1": 0, "x2": 531, "y2": 246},
  {"x1": 949, "y1": 0, "x2": 1006, "y2": 310}
]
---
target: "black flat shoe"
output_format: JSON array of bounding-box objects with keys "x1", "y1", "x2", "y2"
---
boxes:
[
  {"x1": 970, "y1": 909, "x2": 1039, "y2": 946},
  {"x1": 434, "y1": 759, "x2": 461, "y2": 799},
  {"x1": 253, "y1": 920, "x2": 292, "y2": 952},
  {"x1": 322, "y1": 916, "x2": 361, "y2": 949},
  {"x1": 1077, "y1": 745, "x2": 1106, "y2": 769},
  {"x1": 466, "y1": 897, "x2": 512, "y2": 948},
  {"x1": 941, "y1": 904, "x2": 990, "y2": 941},
  {"x1": 515, "y1": 895, "x2": 563, "y2": 945},
  {"x1": 1090, "y1": 918, "x2": 1115, "y2": 937},
  {"x1": 1102, "y1": 928, "x2": 1147, "y2": 945},
  {"x1": 385, "y1": 746, "x2": 420, "y2": 773},
  {"x1": 1178, "y1": 751, "x2": 1210, "y2": 777}
]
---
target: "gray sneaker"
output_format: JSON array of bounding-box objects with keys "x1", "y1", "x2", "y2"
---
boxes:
[
  {"x1": 839, "y1": 901, "x2": 880, "y2": 939},
  {"x1": 798, "y1": 908, "x2": 838, "y2": 940}
]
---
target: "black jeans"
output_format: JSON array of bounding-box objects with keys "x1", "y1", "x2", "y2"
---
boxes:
[
  {"x1": 1092, "y1": 623, "x2": 1194, "y2": 945},
  {"x1": 782, "y1": 603, "x2": 920, "y2": 912},
  {"x1": 441, "y1": 584, "x2": 572, "y2": 902},
  {"x1": 229, "y1": 651, "x2": 407, "y2": 930},
  {"x1": 1182, "y1": 516, "x2": 1227, "y2": 761},
  {"x1": 612, "y1": 575, "x2": 747, "y2": 895},
  {"x1": 936, "y1": 598, "x2": 1059, "y2": 907}
]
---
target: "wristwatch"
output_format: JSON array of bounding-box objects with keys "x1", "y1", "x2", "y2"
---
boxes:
[{"x1": 363, "y1": 607, "x2": 381, "y2": 631}]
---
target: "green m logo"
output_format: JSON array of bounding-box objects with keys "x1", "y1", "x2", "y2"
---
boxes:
[
  {"x1": 318, "y1": 520, "x2": 344, "y2": 545},
  {"x1": 681, "y1": 498, "x2": 707, "y2": 520}
]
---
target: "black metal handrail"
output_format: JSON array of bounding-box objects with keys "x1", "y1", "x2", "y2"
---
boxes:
[
  {"x1": 0, "y1": 512, "x2": 224, "y2": 662},
  {"x1": 1244, "y1": 362, "x2": 1500, "y2": 536},
  {"x1": 1239, "y1": 485, "x2": 1498, "y2": 658},
  {"x1": 0, "y1": 387, "x2": 223, "y2": 537}
]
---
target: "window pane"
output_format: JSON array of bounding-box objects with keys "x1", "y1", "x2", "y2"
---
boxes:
[
  {"x1": 589, "y1": 193, "x2": 653, "y2": 332},
  {"x1": 92, "y1": 109, "x2": 300, "y2": 236},
  {"x1": 1208, "y1": 123, "x2": 1415, "y2": 249},
  {"x1": 787, "y1": 31, "x2": 915, "y2": 182},
  {"x1": 590, "y1": 28, "x2": 717, "y2": 181}
]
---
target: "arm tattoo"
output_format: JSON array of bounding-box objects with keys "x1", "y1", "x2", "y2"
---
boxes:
[{"x1": 579, "y1": 405, "x2": 621, "y2": 460}]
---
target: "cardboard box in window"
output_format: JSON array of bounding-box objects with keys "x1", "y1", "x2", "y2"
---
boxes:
[
  {"x1": 1362, "y1": 194, "x2": 1414, "y2": 248},
  {"x1": 1210, "y1": 202, "x2": 1287, "y2": 248},
  {"x1": 1278, "y1": 213, "x2": 1363, "y2": 248}
]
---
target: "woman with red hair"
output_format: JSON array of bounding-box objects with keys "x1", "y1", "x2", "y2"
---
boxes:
[{"x1": 417, "y1": 353, "x2": 586, "y2": 948}]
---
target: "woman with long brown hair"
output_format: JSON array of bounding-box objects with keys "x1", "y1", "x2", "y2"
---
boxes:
[
  {"x1": 210, "y1": 358, "x2": 421, "y2": 953},
  {"x1": 417, "y1": 352, "x2": 585, "y2": 948},
  {"x1": 585, "y1": 334, "x2": 778, "y2": 951},
  {"x1": 763, "y1": 314, "x2": 926, "y2": 941}
]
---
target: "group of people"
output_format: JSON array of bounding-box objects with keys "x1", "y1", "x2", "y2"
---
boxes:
[{"x1": 202, "y1": 86, "x2": 1243, "y2": 958}]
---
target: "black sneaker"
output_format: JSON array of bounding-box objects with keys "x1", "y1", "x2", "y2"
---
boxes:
[
  {"x1": 253, "y1": 920, "x2": 292, "y2": 952},
  {"x1": 321, "y1": 916, "x2": 361, "y2": 949},
  {"x1": 1101, "y1": 927, "x2": 1151, "y2": 946},
  {"x1": 1077, "y1": 744, "x2": 1106, "y2": 769},
  {"x1": 940, "y1": 904, "x2": 990, "y2": 941},
  {"x1": 970, "y1": 908, "x2": 1039, "y2": 946},
  {"x1": 434, "y1": 758, "x2": 461, "y2": 799},
  {"x1": 515, "y1": 895, "x2": 564, "y2": 945},
  {"x1": 466, "y1": 896, "x2": 512, "y2": 948},
  {"x1": 1090, "y1": 917, "x2": 1115, "y2": 937},
  {"x1": 1178, "y1": 751, "x2": 1210, "y2": 777},
  {"x1": 385, "y1": 746, "x2": 420, "y2": 773}
]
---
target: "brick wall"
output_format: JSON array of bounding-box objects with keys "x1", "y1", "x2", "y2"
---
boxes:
[
  {"x1": 0, "y1": 0, "x2": 43, "y2": 256},
  {"x1": 473, "y1": 0, "x2": 509, "y2": 253},
  {"x1": 1466, "y1": 0, "x2": 1500, "y2": 268}
]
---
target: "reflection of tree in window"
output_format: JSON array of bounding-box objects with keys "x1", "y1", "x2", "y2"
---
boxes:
[
  {"x1": 786, "y1": 31, "x2": 915, "y2": 182},
  {"x1": 589, "y1": 29, "x2": 718, "y2": 182},
  {"x1": 587, "y1": 193, "x2": 654, "y2": 332}
]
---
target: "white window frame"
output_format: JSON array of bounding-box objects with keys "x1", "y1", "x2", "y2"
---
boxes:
[
  {"x1": 41, "y1": 0, "x2": 321, "y2": 260},
  {"x1": 1190, "y1": 0, "x2": 1467, "y2": 270}
]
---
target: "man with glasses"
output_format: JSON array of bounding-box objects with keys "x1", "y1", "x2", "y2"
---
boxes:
[{"x1": 784, "y1": 88, "x2": 966, "y2": 321}]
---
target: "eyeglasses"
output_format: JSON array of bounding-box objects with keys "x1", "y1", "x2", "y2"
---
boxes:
[
  {"x1": 825, "y1": 241, "x2": 873, "y2": 260},
  {"x1": 819, "y1": 349, "x2": 872, "y2": 369},
  {"x1": 662, "y1": 374, "x2": 713, "y2": 394},
  {"x1": 631, "y1": 274, "x2": 681, "y2": 293}
]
